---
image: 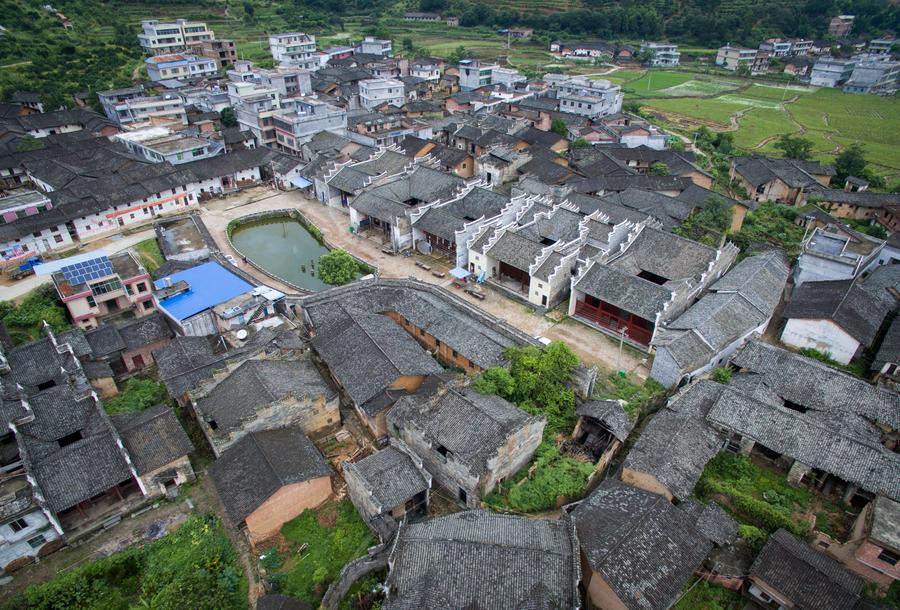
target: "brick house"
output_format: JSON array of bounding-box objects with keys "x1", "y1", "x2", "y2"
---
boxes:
[
  {"x1": 730, "y1": 156, "x2": 834, "y2": 204},
  {"x1": 209, "y1": 427, "x2": 332, "y2": 544},
  {"x1": 83, "y1": 312, "x2": 173, "y2": 375}
]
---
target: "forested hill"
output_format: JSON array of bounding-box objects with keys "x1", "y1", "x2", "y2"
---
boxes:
[{"x1": 432, "y1": 0, "x2": 900, "y2": 47}]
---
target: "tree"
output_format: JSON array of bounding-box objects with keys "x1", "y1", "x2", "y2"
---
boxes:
[
  {"x1": 446, "y1": 45, "x2": 471, "y2": 64},
  {"x1": 318, "y1": 249, "x2": 359, "y2": 285},
  {"x1": 774, "y1": 133, "x2": 813, "y2": 160},
  {"x1": 402, "y1": 38, "x2": 414, "y2": 53},
  {"x1": 219, "y1": 107, "x2": 237, "y2": 128},
  {"x1": 551, "y1": 118, "x2": 568, "y2": 137},
  {"x1": 649, "y1": 162, "x2": 669, "y2": 176},
  {"x1": 243, "y1": 1, "x2": 255, "y2": 17},
  {"x1": 669, "y1": 138, "x2": 685, "y2": 152},
  {"x1": 833, "y1": 143, "x2": 867, "y2": 187},
  {"x1": 571, "y1": 138, "x2": 590, "y2": 149}
]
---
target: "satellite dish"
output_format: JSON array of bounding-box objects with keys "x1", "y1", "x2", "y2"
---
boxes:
[
  {"x1": 417, "y1": 241, "x2": 433, "y2": 254},
  {"x1": 236, "y1": 329, "x2": 249, "y2": 340}
]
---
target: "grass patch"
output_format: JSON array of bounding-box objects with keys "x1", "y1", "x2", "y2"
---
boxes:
[
  {"x1": 659, "y1": 79, "x2": 739, "y2": 97},
  {"x1": 7, "y1": 514, "x2": 244, "y2": 610},
  {"x1": 625, "y1": 70, "x2": 694, "y2": 93},
  {"x1": 133, "y1": 238, "x2": 164, "y2": 275},
  {"x1": 593, "y1": 373, "x2": 665, "y2": 418},
  {"x1": 673, "y1": 578, "x2": 743, "y2": 610},
  {"x1": 103, "y1": 377, "x2": 170, "y2": 415},
  {"x1": 0, "y1": 284, "x2": 69, "y2": 345},
  {"x1": 280, "y1": 500, "x2": 375, "y2": 606}
]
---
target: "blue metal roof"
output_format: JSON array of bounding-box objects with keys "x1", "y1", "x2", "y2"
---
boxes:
[
  {"x1": 154, "y1": 261, "x2": 253, "y2": 321},
  {"x1": 290, "y1": 176, "x2": 312, "y2": 189}
]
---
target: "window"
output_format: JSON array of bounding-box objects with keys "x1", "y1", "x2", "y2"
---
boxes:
[
  {"x1": 37, "y1": 379, "x2": 56, "y2": 391},
  {"x1": 878, "y1": 549, "x2": 900, "y2": 566},
  {"x1": 54, "y1": 234, "x2": 64, "y2": 243},
  {"x1": 143, "y1": 300, "x2": 154, "y2": 310},
  {"x1": 208, "y1": 420, "x2": 218, "y2": 430},
  {"x1": 27, "y1": 534, "x2": 46, "y2": 549},
  {"x1": 137, "y1": 283, "x2": 147, "y2": 293},
  {"x1": 9, "y1": 518, "x2": 28, "y2": 533},
  {"x1": 637, "y1": 269, "x2": 669, "y2": 285},
  {"x1": 86, "y1": 295, "x2": 96, "y2": 308}
]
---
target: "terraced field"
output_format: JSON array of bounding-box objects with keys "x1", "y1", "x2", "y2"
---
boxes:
[{"x1": 641, "y1": 78, "x2": 900, "y2": 176}]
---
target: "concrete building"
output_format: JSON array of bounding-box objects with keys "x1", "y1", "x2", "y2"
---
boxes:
[
  {"x1": 144, "y1": 53, "x2": 218, "y2": 82},
  {"x1": 843, "y1": 55, "x2": 900, "y2": 94},
  {"x1": 41, "y1": 250, "x2": 156, "y2": 331},
  {"x1": 458, "y1": 60, "x2": 497, "y2": 91},
  {"x1": 716, "y1": 46, "x2": 758, "y2": 71},
  {"x1": 640, "y1": 42, "x2": 680, "y2": 67},
  {"x1": 388, "y1": 385, "x2": 545, "y2": 508},
  {"x1": 272, "y1": 98, "x2": 347, "y2": 154},
  {"x1": 97, "y1": 87, "x2": 187, "y2": 126},
  {"x1": 868, "y1": 38, "x2": 896, "y2": 55},
  {"x1": 811, "y1": 56, "x2": 857, "y2": 87},
  {"x1": 199, "y1": 39, "x2": 237, "y2": 67},
  {"x1": 490, "y1": 66, "x2": 526, "y2": 87},
  {"x1": 138, "y1": 19, "x2": 214, "y2": 55},
  {"x1": 829, "y1": 15, "x2": 855, "y2": 38},
  {"x1": 359, "y1": 78, "x2": 405, "y2": 110},
  {"x1": 268, "y1": 32, "x2": 318, "y2": 69},
  {"x1": 116, "y1": 127, "x2": 224, "y2": 164},
  {"x1": 357, "y1": 36, "x2": 392, "y2": 57},
  {"x1": 0, "y1": 191, "x2": 73, "y2": 260},
  {"x1": 555, "y1": 76, "x2": 623, "y2": 118}
]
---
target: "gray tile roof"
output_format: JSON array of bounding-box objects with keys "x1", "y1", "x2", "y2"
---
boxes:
[
  {"x1": 413, "y1": 188, "x2": 508, "y2": 241},
  {"x1": 785, "y1": 278, "x2": 890, "y2": 346},
  {"x1": 870, "y1": 495, "x2": 900, "y2": 552},
  {"x1": 117, "y1": 312, "x2": 173, "y2": 350},
  {"x1": 575, "y1": 400, "x2": 633, "y2": 441},
  {"x1": 302, "y1": 279, "x2": 530, "y2": 371},
  {"x1": 311, "y1": 307, "x2": 442, "y2": 410},
  {"x1": 572, "y1": 480, "x2": 714, "y2": 610},
  {"x1": 706, "y1": 386, "x2": 900, "y2": 501},
  {"x1": 678, "y1": 500, "x2": 739, "y2": 546},
  {"x1": 153, "y1": 335, "x2": 225, "y2": 398},
  {"x1": 600, "y1": 188, "x2": 694, "y2": 230},
  {"x1": 750, "y1": 529, "x2": 864, "y2": 610},
  {"x1": 731, "y1": 340, "x2": 900, "y2": 431},
  {"x1": 390, "y1": 387, "x2": 539, "y2": 477},
  {"x1": 209, "y1": 427, "x2": 332, "y2": 525},
  {"x1": 111, "y1": 404, "x2": 194, "y2": 474},
  {"x1": 344, "y1": 442, "x2": 429, "y2": 510},
  {"x1": 733, "y1": 156, "x2": 834, "y2": 188},
  {"x1": 874, "y1": 316, "x2": 900, "y2": 369},
  {"x1": 860, "y1": 264, "x2": 900, "y2": 310},
  {"x1": 574, "y1": 262, "x2": 673, "y2": 321},
  {"x1": 194, "y1": 357, "x2": 335, "y2": 436},
  {"x1": 384, "y1": 510, "x2": 580, "y2": 610},
  {"x1": 654, "y1": 252, "x2": 789, "y2": 373},
  {"x1": 18, "y1": 386, "x2": 134, "y2": 513},
  {"x1": 623, "y1": 381, "x2": 725, "y2": 501},
  {"x1": 84, "y1": 324, "x2": 126, "y2": 357},
  {"x1": 485, "y1": 231, "x2": 547, "y2": 271}
]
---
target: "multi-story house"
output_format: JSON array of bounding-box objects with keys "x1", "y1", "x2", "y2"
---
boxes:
[
  {"x1": 843, "y1": 55, "x2": 900, "y2": 95},
  {"x1": 144, "y1": 54, "x2": 218, "y2": 82},
  {"x1": 356, "y1": 36, "x2": 392, "y2": 57},
  {"x1": 228, "y1": 81, "x2": 281, "y2": 146},
  {"x1": 0, "y1": 191, "x2": 73, "y2": 260},
  {"x1": 556, "y1": 76, "x2": 623, "y2": 118},
  {"x1": 829, "y1": 14, "x2": 855, "y2": 37},
  {"x1": 138, "y1": 19, "x2": 214, "y2": 55},
  {"x1": 410, "y1": 59, "x2": 442, "y2": 81},
  {"x1": 98, "y1": 86, "x2": 187, "y2": 125},
  {"x1": 359, "y1": 79, "x2": 406, "y2": 110},
  {"x1": 811, "y1": 56, "x2": 857, "y2": 87},
  {"x1": 640, "y1": 42, "x2": 680, "y2": 67},
  {"x1": 759, "y1": 38, "x2": 794, "y2": 57},
  {"x1": 490, "y1": 67, "x2": 526, "y2": 88},
  {"x1": 116, "y1": 128, "x2": 224, "y2": 165},
  {"x1": 271, "y1": 98, "x2": 347, "y2": 154},
  {"x1": 42, "y1": 250, "x2": 156, "y2": 330},
  {"x1": 868, "y1": 38, "x2": 896, "y2": 54},
  {"x1": 716, "y1": 46, "x2": 758, "y2": 71},
  {"x1": 268, "y1": 32, "x2": 318, "y2": 69},
  {"x1": 199, "y1": 39, "x2": 237, "y2": 68},
  {"x1": 458, "y1": 60, "x2": 496, "y2": 91}
]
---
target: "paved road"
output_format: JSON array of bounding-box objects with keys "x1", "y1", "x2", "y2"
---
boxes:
[{"x1": 1, "y1": 229, "x2": 155, "y2": 301}]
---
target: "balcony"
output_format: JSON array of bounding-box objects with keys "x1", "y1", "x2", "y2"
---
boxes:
[{"x1": 574, "y1": 300, "x2": 652, "y2": 346}]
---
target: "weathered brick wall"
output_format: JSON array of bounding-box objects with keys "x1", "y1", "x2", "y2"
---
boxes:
[
  {"x1": 481, "y1": 417, "x2": 545, "y2": 495},
  {"x1": 393, "y1": 424, "x2": 480, "y2": 507},
  {"x1": 245, "y1": 476, "x2": 332, "y2": 543}
]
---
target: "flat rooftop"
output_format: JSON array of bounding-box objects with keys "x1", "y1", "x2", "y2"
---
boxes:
[{"x1": 155, "y1": 261, "x2": 254, "y2": 321}]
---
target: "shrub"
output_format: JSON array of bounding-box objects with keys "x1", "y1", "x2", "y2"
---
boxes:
[
  {"x1": 711, "y1": 367, "x2": 732, "y2": 384},
  {"x1": 103, "y1": 378, "x2": 169, "y2": 415},
  {"x1": 318, "y1": 249, "x2": 359, "y2": 286},
  {"x1": 1, "y1": 284, "x2": 69, "y2": 345},
  {"x1": 738, "y1": 524, "x2": 768, "y2": 553}
]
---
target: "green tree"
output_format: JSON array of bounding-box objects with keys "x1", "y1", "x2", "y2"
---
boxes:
[
  {"x1": 774, "y1": 133, "x2": 814, "y2": 160},
  {"x1": 446, "y1": 45, "x2": 471, "y2": 64},
  {"x1": 649, "y1": 162, "x2": 669, "y2": 176},
  {"x1": 318, "y1": 249, "x2": 358, "y2": 285},
  {"x1": 219, "y1": 107, "x2": 237, "y2": 128},
  {"x1": 669, "y1": 138, "x2": 685, "y2": 152},
  {"x1": 571, "y1": 138, "x2": 590, "y2": 149},
  {"x1": 103, "y1": 378, "x2": 169, "y2": 415},
  {"x1": 550, "y1": 118, "x2": 568, "y2": 137},
  {"x1": 402, "y1": 38, "x2": 414, "y2": 53},
  {"x1": 833, "y1": 143, "x2": 867, "y2": 187}
]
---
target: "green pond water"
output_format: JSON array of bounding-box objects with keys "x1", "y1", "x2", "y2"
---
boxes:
[{"x1": 231, "y1": 217, "x2": 335, "y2": 291}]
